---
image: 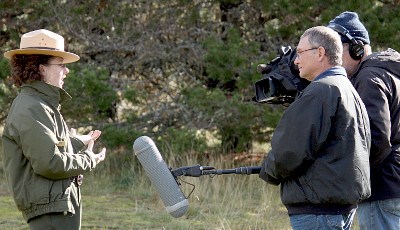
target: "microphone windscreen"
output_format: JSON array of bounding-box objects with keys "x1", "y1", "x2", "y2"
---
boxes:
[{"x1": 133, "y1": 136, "x2": 189, "y2": 218}]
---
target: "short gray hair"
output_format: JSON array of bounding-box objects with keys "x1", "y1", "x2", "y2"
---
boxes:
[{"x1": 300, "y1": 26, "x2": 343, "y2": 66}]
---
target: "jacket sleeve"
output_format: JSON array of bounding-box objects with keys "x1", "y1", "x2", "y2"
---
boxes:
[
  {"x1": 11, "y1": 103, "x2": 98, "y2": 180},
  {"x1": 353, "y1": 67, "x2": 392, "y2": 166},
  {"x1": 259, "y1": 91, "x2": 333, "y2": 184},
  {"x1": 70, "y1": 136, "x2": 85, "y2": 153}
]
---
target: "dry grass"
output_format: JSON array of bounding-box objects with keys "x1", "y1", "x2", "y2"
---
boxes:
[
  {"x1": 0, "y1": 139, "x2": 362, "y2": 229},
  {"x1": 0, "y1": 146, "x2": 293, "y2": 229}
]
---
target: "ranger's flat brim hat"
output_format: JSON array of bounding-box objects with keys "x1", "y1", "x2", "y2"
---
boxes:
[{"x1": 3, "y1": 29, "x2": 80, "y2": 64}]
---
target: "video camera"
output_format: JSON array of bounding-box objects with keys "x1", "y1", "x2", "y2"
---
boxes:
[{"x1": 253, "y1": 46, "x2": 310, "y2": 105}]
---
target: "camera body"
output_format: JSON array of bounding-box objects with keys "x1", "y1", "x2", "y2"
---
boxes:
[{"x1": 254, "y1": 46, "x2": 309, "y2": 105}]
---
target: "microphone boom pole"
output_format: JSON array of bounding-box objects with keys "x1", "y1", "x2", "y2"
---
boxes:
[
  {"x1": 171, "y1": 164, "x2": 261, "y2": 178},
  {"x1": 134, "y1": 136, "x2": 262, "y2": 218}
]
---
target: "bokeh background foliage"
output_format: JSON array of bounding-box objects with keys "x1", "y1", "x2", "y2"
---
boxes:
[
  {"x1": 1, "y1": 0, "x2": 398, "y2": 228},
  {"x1": 1, "y1": 0, "x2": 400, "y2": 185},
  {"x1": 1, "y1": 0, "x2": 400, "y2": 159}
]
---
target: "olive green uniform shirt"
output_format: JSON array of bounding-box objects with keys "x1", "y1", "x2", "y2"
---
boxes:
[{"x1": 2, "y1": 81, "x2": 98, "y2": 222}]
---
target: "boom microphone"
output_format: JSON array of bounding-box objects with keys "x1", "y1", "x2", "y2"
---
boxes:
[{"x1": 133, "y1": 136, "x2": 189, "y2": 218}]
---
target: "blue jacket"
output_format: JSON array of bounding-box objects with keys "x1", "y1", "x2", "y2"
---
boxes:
[{"x1": 260, "y1": 66, "x2": 371, "y2": 215}]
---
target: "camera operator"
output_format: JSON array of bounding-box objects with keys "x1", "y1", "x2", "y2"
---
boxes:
[{"x1": 259, "y1": 26, "x2": 371, "y2": 230}]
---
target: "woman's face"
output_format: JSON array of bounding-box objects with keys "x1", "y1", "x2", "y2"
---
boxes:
[{"x1": 40, "y1": 57, "x2": 69, "y2": 88}]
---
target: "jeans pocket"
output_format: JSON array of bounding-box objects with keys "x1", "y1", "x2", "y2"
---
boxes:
[
  {"x1": 290, "y1": 214, "x2": 318, "y2": 230},
  {"x1": 380, "y1": 198, "x2": 400, "y2": 217},
  {"x1": 326, "y1": 214, "x2": 345, "y2": 229}
]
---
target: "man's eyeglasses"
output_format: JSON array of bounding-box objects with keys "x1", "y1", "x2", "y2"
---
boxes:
[{"x1": 296, "y1": 47, "x2": 318, "y2": 58}]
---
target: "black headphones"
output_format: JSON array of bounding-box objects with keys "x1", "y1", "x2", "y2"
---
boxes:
[{"x1": 328, "y1": 23, "x2": 365, "y2": 60}]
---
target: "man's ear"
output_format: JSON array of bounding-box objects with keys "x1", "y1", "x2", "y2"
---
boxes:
[{"x1": 317, "y1": 46, "x2": 326, "y2": 61}]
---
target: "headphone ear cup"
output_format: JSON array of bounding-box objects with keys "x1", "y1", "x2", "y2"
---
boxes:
[{"x1": 349, "y1": 41, "x2": 364, "y2": 60}]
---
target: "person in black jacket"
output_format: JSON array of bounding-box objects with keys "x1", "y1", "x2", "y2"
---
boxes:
[
  {"x1": 259, "y1": 26, "x2": 371, "y2": 230},
  {"x1": 328, "y1": 11, "x2": 400, "y2": 230}
]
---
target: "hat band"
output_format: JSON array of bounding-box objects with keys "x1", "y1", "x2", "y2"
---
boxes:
[{"x1": 21, "y1": 46, "x2": 62, "y2": 51}]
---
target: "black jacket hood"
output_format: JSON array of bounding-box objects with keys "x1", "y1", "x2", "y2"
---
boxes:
[{"x1": 359, "y1": 48, "x2": 400, "y2": 77}]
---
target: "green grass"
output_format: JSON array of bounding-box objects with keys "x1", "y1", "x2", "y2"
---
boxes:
[
  {"x1": 84, "y1": 156, "x2": 291, "y2": 229},
  {"x1": 0, "y1": 175, "x2": 290, "y2": 230},
  {"x1": 0, "y1": 145, "x2": 359, "y2": 230},
  {"x1": 0, "y1": 193, "x2": 26, "y2": 229},
  {"x1": 0, "y1": 153, "x2": 292, "y2": 230}
]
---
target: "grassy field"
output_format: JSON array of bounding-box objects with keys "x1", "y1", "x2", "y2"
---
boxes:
[
  {"x1": 0, "y1": 147, "x2": 293, "y2": 230},
  {"x1": 0, "y1": 170, "x2": 290, "y2": 230},
  {"x1": 0, "y1": 143, "x2": 360, "y2": 230}
]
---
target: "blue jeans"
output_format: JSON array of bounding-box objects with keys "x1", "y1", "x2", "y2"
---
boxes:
[
  {"x1": 289, "y1": 209, "x2": 356, "y2": 230},
  {"x1": 357, "y1": 198, "x2": 400, "y2": 230}
]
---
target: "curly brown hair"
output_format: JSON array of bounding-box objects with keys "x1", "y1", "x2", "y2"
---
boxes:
[{"x1": 10, "y1": 54, "x2": 54, "y2": 87}]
